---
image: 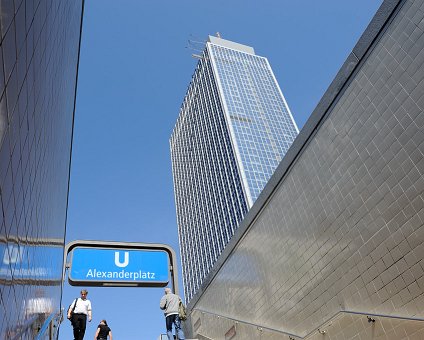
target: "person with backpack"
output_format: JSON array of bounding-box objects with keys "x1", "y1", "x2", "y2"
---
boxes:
[
  {"x1": 159, "y1": 288, "x2": 185, "y2": 340},
  {"x1": 67, "y1": 289, "x2": 92, "y2": 340}
]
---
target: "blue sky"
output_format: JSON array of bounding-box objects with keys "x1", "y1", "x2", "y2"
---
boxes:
[{"x1": 60, "y1": 1, "x2": 383, "y2": 338}]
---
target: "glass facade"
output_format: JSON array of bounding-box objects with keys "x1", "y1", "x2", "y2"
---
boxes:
[
  {"x1": 170, "y1": 36, "x2": 299, "y2": 302},
  {"x1": 0, "y1": 0, "x2": 83, "y2": 338}
]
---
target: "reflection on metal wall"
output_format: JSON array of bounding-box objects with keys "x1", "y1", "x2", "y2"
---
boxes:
[
  {"x1": 186, "y1": 0, "x2": 424, "y2": 339},
  {"x1": 0, "y1": 243, "x2": 63, "y2": 283},
  {"x1": 0, "y1": 0, "x2": 83, "y2": 338}
]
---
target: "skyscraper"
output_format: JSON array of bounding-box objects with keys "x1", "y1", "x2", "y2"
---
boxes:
[{"x1": 170, "y1": 36, "x2": 299, "y2": 301}]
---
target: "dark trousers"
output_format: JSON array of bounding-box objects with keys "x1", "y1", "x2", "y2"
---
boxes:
[{"x1": 71, "y1": 313, "x2": 87, "y2": 340}]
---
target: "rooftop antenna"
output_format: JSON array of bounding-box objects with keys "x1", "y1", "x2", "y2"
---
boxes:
[
  {"x1": 216, "y1": 32, "x2": 221, "y2": 38},
  {"x1": 186, "y1": 35, "x2": 206, "y2": 59}
]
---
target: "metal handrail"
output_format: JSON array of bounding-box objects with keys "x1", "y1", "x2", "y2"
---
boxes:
[
  {"x1": 193, "y1": 308, "x2": 424, "y2": 339},
  {"x1": 35, "y1": 310, "x2": 61, "y2": 340},
  {"x1": 301, "y1": 310, "x2": 424, "y2": 339},
  {"x1": 8, "y1": 315, "x2": 39, "y2": 340},
  {"x1": 192, "y1": 308, "x2": 298, "y2": 338},
  {"x1": 342, "y1": 310, "x2": 424, "y2": 322}
]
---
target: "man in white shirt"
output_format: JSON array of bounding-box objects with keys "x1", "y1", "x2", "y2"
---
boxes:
[{"x1": 67, "y1": 289, "x2": 92, "y2": 340}]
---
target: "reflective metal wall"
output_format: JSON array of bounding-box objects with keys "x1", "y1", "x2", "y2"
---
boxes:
[
  {"x1": 185, "y1": 0, "x2": 424, "y2": 339},
  {"x1": 0, "y1": 0, "x2": 83, "y2": 338}
]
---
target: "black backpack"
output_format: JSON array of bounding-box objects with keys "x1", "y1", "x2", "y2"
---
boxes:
[{"x1": 68, "y1": 298, "x2": 78, "y2": 321}]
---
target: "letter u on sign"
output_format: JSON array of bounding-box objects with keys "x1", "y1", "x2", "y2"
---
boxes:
[{"x1": 114, "y1": 251, "x2": 129, "y2": 267}]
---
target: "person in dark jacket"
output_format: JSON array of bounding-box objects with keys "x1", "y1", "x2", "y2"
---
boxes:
[{"x1": 94, "y1": 319, "x2": 112, "y2": 340}]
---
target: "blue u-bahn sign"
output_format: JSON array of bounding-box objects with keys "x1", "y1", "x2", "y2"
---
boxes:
[{"x1": 68, "y1": 246, "x2": 170, "y2": 287}]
